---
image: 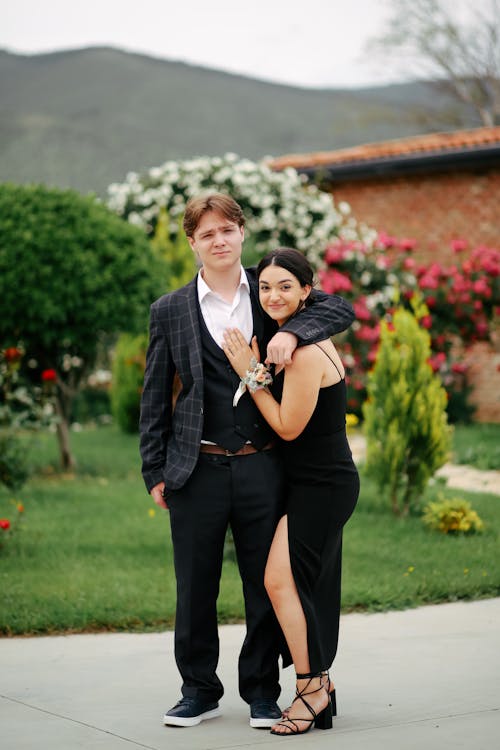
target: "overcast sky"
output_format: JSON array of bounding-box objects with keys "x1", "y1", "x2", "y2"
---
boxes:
[{"x1": 2, "y1": 0, "x2": 409, "y2": 88}]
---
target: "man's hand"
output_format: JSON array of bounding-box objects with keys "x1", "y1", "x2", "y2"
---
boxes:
[
  {"x1": 151, "y1": 482, "x2": 168, "y2": 509},
  {"x1": 265, "y1": 331, "x2": 298, "y2": 365}
]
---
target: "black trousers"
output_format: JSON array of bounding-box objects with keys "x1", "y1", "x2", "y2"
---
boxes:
[{"x1": 167, "y1": 448, "x2": 285, "y2": 704}]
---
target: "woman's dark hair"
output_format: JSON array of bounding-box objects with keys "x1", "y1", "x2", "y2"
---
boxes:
[{"x1": 257, "y1": 248, "x2": 315, "y2": 289}]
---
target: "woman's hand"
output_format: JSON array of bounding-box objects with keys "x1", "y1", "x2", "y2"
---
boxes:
[{"x1": 223, "y1": 329, "x2": 260, "y2": 378}]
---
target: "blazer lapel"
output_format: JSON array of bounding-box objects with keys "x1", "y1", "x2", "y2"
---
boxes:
[{"x1": 183, "y1": 278, "x2": 204, "y2": 385}]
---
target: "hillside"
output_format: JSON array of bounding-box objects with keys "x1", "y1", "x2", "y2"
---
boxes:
[{"x1": 0, "y1": 47, "x2": 479, "y2": 196}]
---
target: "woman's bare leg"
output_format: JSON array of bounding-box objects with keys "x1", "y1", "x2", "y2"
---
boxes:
[{"x1": 265, "y1": 516, "x2": 329, "y2": 734}]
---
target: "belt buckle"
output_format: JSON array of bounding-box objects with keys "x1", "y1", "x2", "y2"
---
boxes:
[{"x1": 224, "y1": 448, "x2": 237, "y2": 456}]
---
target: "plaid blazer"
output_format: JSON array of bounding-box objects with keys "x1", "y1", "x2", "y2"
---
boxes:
[{"x1": 139, "y1": 267, "x2": 355, "y2": 492}]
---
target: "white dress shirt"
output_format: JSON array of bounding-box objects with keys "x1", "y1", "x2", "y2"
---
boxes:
[{"x1": 197, "y1": 267, "x2": 253, "y2": 347}]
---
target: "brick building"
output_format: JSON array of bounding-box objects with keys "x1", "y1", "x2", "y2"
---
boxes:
[{"x1": 269, "y1": 127, "x2": 500, "y2": 422}]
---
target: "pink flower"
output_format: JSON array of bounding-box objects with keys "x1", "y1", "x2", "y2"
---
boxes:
[
  {"x1": 472, "y1": 279, "x2": 491, "y2": 297},
  {"x1": 419, "y1": 274, "x2": 439, "y2": 290},
  {"x1": 420, "y1": 315, "x2": 432, "y2": 329},
  {"x1": 353, "y1": 298, "x2": 372, "y2": 321},
  {"x1": 451, "y1": 362, "x2": 468, "y2": 374},
  {"x1": 319, "y1": 269, "x2": 352, "y2": 294},
  {"x1": 377, "y1": 231, "x2": 397, "y2": 249},
  {"x1": 324, "y1": 246, "x2": 345, "y2": 265},
  {"x1": 399, "y1": 237, "x2": 417, "y2": 252},
  {"x1": 451, "y1": 239, "x2": 467, "y2": 253},
  {"x1": 355, "y1": 324, "x2": 380, "y2": 343}
]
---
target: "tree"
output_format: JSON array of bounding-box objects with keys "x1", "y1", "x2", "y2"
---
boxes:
[
  {"x1": 363, "y1": 300, "x2": 451, "y2": 516},
  {"x1": 0, "y1": 183, "x2": 165, "y2": 469},
  {"x1": 367, "y1": 0, "x2": 500, "y2": 127}
]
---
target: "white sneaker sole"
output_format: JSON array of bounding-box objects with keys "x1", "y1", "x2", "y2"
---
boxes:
[
  {"x1": 250, "y1": 716, "x2": 281, "y2": 728},
  {"x1": 164, "y1": 707, "x2": 221, "y2": 727}
]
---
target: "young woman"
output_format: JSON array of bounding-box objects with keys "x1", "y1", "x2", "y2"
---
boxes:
[{"x1": 223, "y1": 248, "x2": 359, "y2": 737}]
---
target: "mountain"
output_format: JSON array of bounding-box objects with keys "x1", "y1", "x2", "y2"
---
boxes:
[{"x1": 0, "y1": 46, "x2": 480, "y2": 196}]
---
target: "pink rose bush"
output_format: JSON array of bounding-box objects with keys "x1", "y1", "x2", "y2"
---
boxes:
[{"x1": 320, "y1": 235, "x2": 499, "y2": 421}]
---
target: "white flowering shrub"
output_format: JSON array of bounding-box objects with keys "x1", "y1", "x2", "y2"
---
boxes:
[{"x1": 107, "y1": 153, "x2": 370, "y2": 265}]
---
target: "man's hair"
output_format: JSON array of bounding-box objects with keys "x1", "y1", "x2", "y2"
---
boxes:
[{"x1": 183, "y1": 193, "x2": 245, "y2": 238}]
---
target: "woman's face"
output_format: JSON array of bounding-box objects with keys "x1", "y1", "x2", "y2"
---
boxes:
[{"x1": 258, "y1": 264, "x2": 311, "y2": 325}]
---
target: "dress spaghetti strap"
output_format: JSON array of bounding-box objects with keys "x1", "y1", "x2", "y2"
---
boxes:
[{"x1": 314, "y1": 343, "x2": 344, "y2": 381}]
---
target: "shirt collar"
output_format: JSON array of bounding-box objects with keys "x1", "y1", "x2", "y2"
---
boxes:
[{"x1": 197, "y1": 266, "x2": 250, "y2": 303}]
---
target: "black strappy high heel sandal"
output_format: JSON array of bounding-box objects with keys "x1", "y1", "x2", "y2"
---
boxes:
[
  {"x1": 282, "y1": 672, "x2": 337, "y2": 719},
  {"x1": 270, "y1": 671, "x2": 333, "y2": 736}
]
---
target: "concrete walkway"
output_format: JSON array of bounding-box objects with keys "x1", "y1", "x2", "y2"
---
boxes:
[
  {"x1": 1, "y1": 598, "x2": 499, "y2": 749},
  {"x1": 349, "y1": 434, "x2": 500, "y2": 495}
]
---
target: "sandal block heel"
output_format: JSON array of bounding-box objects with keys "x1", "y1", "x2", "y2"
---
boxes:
[
  {"x1": 331, "y1": 688, "x2": 337, "y2": 717},
  {"x1": 314, "y1": 700, "x2": 333, "y2": 730}
]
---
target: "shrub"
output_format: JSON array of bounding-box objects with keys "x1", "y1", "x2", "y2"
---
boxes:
[
  {"x1": 322, "y1": 236, "x2": 499, "y2": 422},
  {"x1": 111, "y1": 334, "x2": 147, "y2": 433},
  {"x1": 422, "y1": 496, "x2": 484, "y2": 534},
  {"x1": 0, "y1": 183, "x2": 165, "y2": 468},
  {"x1": 107, "y1": 153, "x2": 372, "y2": 265},
  {"x1": 0, "y1": 433, "x2": 31, "y2": 490},
  {"x1": 363, "y1": 301, "x2": 451, "y2": 516},
  {"x1": 151, "y1": 207, "x2": 197, "y2": 290}
]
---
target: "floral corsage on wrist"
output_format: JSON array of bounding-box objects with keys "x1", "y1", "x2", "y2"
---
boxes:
[{"x1": 233, "y1": 357, "x2": 273, "y2": 406}]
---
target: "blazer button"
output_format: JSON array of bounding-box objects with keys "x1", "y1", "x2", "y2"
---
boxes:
[{"x1": 200, "y1": 407, "x2": 204, "y2": 415}]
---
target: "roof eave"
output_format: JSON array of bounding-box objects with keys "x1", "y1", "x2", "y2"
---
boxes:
[{"x1": 296, "y1": 145, "x2": 500, "y2": 184}]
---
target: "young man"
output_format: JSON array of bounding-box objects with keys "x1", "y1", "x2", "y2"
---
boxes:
[{"x1": 139, "y1": 194, "x2": 355, "y2": 728}]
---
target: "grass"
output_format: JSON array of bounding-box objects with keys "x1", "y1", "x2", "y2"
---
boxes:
[
  {"x1": 451, "y1": 423, "x2": 500, "y2": 470},
  {"x1": 0, "y1": 425, "x2": 498, "y2": 636}
]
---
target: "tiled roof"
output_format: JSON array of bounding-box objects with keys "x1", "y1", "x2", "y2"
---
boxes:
[{"x1": 268, "y1": 127, "x2": 500, "y2": 171}]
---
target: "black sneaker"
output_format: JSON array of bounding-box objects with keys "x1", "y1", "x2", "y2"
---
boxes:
[
  {"x1": 163, "y1": 697, "x2": 221, "y2": 727},
  {"x1": 249, "y1": 699, "x2": 282, "y2": 728}
]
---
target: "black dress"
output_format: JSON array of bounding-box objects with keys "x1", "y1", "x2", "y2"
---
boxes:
[{"x1": 273, "y1": 345, "x2": 359, "y2": 672}]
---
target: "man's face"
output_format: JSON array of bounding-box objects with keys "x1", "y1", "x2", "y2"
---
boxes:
[{"x1": 188, "y1": 210, "x2": 244, "y2": 274}]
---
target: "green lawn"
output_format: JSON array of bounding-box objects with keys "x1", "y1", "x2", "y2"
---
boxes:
[
  {"x1": 451, "y1": 423, "x2": 500, "y2": 470},
  {"x1": 0, "y1": 425, "x2": 498, "y2": 635}
]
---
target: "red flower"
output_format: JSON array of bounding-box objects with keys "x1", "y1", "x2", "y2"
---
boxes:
[
  {"x1": 3, "y1": 347, "x2": 23, "y2": 363},
  {"x1": 42, "y1": 369, "x2": 57, "y2": 382},
  {"x1": 451, "y1": 362, "x2": 468, "y2": 374},
  {"x1": 428, "y1": 352, "x2": 446, "y2": 372},
  {"x1": 0, "y1": 519, "x2": 10, "y2": 531},
  {"x1": 420, "y1": 315, "x2": 432, "y2": 329}
]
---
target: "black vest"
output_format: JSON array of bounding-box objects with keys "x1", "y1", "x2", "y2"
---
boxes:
[{"x1": 198, "y1": 304, "x2": 273, "y2": 451}]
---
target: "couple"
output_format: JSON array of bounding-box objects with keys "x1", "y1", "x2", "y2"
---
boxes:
[{"x1": 139, "y1": 193, "x2": 359, "y2": 736}]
